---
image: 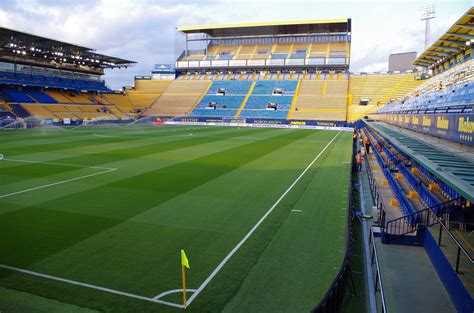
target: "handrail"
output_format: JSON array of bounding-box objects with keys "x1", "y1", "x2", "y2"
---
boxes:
[
  {"x1": 428, "y1": 203, "x2": 474, "y2": 263},
  {"x1": 370, "y1": 228, "x2": 388, "y2": 313}
]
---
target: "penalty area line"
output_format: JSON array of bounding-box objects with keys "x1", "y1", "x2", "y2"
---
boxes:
[
  {"x1": 186, "y1": 131, "x2": 342, "y2": 307},
  {"x1": 0, "y1": 165, "x2": 117, "y2": 199}
]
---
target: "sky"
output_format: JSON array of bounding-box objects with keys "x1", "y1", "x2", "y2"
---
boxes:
[{"x1": 0, "y1": 0, "x2": 471, "y2": 90}]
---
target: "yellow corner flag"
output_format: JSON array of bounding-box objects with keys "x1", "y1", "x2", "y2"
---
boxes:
[
  {"x1": 181, "y1": 249, "x2": 190, "y2": 269},
  {"x1": 181, "y1": 249, "x2": 190, "y2": 307}
]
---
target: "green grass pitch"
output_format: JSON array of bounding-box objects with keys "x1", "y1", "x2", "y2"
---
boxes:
[{"x1": 0, "y1": 125, "x2": 352, "y2": 313}]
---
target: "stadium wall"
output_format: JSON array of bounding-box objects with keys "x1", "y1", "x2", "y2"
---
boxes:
[
  {"x1": 424, "y1": 230, "x2": 474, "y2": 313},
  {"x1": 371, "y1": 113, "x2": 474, "y2": 146}
]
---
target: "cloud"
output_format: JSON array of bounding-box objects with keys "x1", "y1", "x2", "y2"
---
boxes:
[
  {"x1": 0, "y1": 0, "x2": 470, "y2": 89},
  {"x1": 357, "y1": 62, "x2": 389, "y2": 73}
]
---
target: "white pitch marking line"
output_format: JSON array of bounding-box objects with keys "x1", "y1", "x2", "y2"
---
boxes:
[
  {"x1": 186, "y1": 131, "x2": 342, "y2": 307},
  {"x1": 0, "y1": 263, "x2": 183, "y2": 309},
  {"x1": 92, "y1": 133, "x2": 117, "y2": 138},
  {"x1": 153, "y1": 288, "x2": 197, "y2": 300},
  {"x1": 0, "y1": 161, "x2": 117, "y2": 199},
  {"x1": 291, "y1": 209, "x2": 303, "y2": 213}
]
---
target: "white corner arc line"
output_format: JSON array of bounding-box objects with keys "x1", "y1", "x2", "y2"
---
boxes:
[
  {"x1": 186, "y1": 131, "x2": 342, "y2": 306},
  {"x1": 0, "y1": 167, "x2": 116, "y2": 199},
  {"x1": 154, "y1": 288, "x2": 197, "y2": 300},
  {"x1": 0, "y1": 264, "x2": 184, "y2": 309}
]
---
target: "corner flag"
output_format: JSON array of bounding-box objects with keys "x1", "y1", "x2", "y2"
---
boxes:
[
  {"x1": 181, "y1": 249, "x2": 190, "y2": 269},
  {"x1": 181, "y1": 249, "x2": 190, "y2": 307}
]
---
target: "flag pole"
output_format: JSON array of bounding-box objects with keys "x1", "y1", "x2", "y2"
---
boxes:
[{"x1": 182, "y1": 264, "x2": 187, "y2": 308}]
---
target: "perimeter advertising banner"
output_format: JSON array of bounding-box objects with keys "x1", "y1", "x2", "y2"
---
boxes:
[
  {"x1": 176, "y1": 117, "x2": 350, "y2": 127},
  {"x1": 372, "y1": 113, "x2": 474, "y2": 146},
  {"x1": 170, "y1": 117, "x2": 354, "y2": 131}
]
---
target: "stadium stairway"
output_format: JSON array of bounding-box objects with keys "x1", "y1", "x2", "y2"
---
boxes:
[{"x1": 357, "y1": 137, "x2": 457, "y2": 313}]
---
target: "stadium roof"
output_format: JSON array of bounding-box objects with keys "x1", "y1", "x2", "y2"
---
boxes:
[
  {"x1": 0, "y1": 27, "x2": 136, "y2": 70},
  {"x1": 414, "y1": 7, "x2": 474, "y2": 68},
  {"x1": 177, "y1": 19, "x2": 351, "y2": 37}
]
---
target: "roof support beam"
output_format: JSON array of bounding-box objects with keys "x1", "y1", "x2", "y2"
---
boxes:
[
  {"x1": 456, "y1": 24, "x2": 474, "y2": 31},
  {"x1": 429, "y1": 50, "x2": 452, "y2": 57},
  {"x1": 439, "y1": 39, "x2": 469, "y2": 47},
  {"x1": 447, "y1": 32, "x2": 474, "y2": 40},
  {"x1": 423, "y1": 55, "x2": 440, "y2": 60},
  {"x1": 414, "y1": 62, "x2": 431, "y2": 67},
  {"x1": 433, "y1": 45, "x2": 459, "y2": 53}
]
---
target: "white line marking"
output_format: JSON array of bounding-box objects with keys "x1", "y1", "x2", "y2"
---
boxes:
[
  {"x1": 0, "y1": 263, "x2": 183, "y2": 309},
  {"x1": 291, "y1": 209, "x2": 303, "y2": 212},
  {"x1": 92, "y1": 133, "x2": 116, "y2": 138},
  {"x1": 153, "y1": 288, "x2": 197, "y2": 300},
  {"x1": 186, "y1": 131, "x2": 342, "y2": 306},
  {"x1": 0, "y1": 159, "x2": 117, "y2": 199}
]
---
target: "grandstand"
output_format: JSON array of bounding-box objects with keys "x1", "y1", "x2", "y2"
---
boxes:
[
  {"x1": 0, "y1": 27, "x2": 135, "y2": 123},
  {"x1": 1, "y1": 5, "x2": 474, "y2": 313}
]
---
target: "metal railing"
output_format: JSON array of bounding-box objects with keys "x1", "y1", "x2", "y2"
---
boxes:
[
  {"x1": 363, "y1": 143, "x2": 388, "y2": 228},
  {"x1": 432, "y1": 212, "x2": 474, "y2": 269},
  {"x1": 369, "y1": 228, "x2": 388, "y2": 313},
  {"x1": 382, "y1": 208, "x2": 432, "y2": 240},
  {"x1": 382, "y1": 197, "x2": 461, "y2": 241}
]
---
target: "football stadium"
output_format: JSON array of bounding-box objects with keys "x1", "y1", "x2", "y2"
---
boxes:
[{"x1": 0, "y1": 3, "x2": 473, "y2": 313}]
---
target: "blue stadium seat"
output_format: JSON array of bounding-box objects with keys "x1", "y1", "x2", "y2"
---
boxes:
[
  {"x1": 245, "y1": 95, "x2": 293, "y2": 109},
  {"x1": 26, "y1": 90, "x2": 58, "y2": 103},
  {"x1": 0, "y1": 71, "x2": 110, "y2": 92},
  {"x1": 252, "y1": 80, "x2": 298, "y2": 95},
  {"x1": 198, "y1": 95, "x2": 245, "y2": 109},
  {"x1": 207, "y1": 81, "x2": 252, "y2": 95}
]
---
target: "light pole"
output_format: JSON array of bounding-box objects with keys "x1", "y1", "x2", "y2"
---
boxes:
[{"x1": 420, "y1": 3, "x2": 436, "y2": 51}]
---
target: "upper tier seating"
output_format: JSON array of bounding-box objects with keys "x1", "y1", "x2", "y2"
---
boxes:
[
  {"x1": 0, "y1": 71, "x2": 109, "y2": 92},
  {"x1": 179, "y1": 41, "x2": 348, "y2": 63}
]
